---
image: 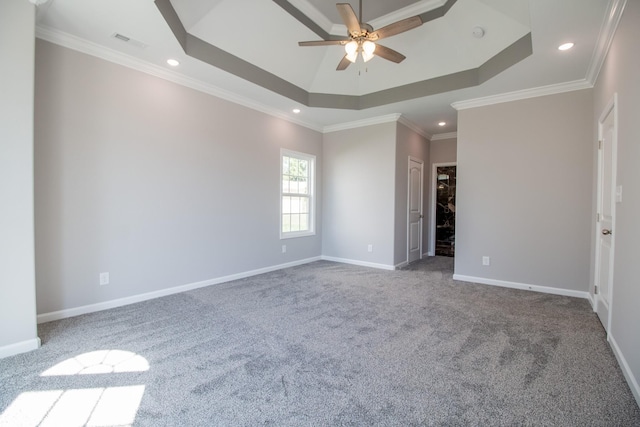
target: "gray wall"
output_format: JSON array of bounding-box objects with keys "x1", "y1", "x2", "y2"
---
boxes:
[
  {"x1": 429, "y1": 138, "x2": 457, "y2": 165},
  {"x1": 0, "y1": 0, "x2": 39, "y2": 356},
  {"x1": 592, "y1": 0, "x2": 640, "y2": 401},
  {"x1": 322, "y1": 123, "x2": 396, "y2": 267},
  {"x1": 34, "y1": 40, "x2": 322, "y2": 315},
  {"x1": 455, "y1": 89, "x2": 593, "y2": 292},
  {"x1": 394, "y1": 123, "x2": 430, "y2": 266}
]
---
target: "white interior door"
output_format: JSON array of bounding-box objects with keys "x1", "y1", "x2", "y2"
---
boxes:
[
  {"x1": 407, "y1": 157, "x2": 424, "y2": 264},
  {"x1": 595, "y1": 97, "x2": 617, "y2": 332}
]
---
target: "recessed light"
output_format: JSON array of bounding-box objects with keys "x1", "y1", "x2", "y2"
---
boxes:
[
  {"x1": 438, "y1": 121, "x2": 446, "y2": 126},
  {"x1": 292, "y1": 108, "x2": 301, "y2": 114},
  {"x1": 558, "y1": 42, "x2": 574, "y2": 51},
  {"x1": 166, "y1": 59, "x2": 180, "y2": 67}
]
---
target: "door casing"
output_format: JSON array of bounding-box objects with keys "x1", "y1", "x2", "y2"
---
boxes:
[
  {"x1": 593, "y1": 93, "x2": 618, "y2": 336},
  {"x1": 407, "y1": 157, "x2": 424, "y2": 264}
]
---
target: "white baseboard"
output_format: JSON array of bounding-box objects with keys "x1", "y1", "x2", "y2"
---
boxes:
[
  {"x1": 609, "y1": 334, "x2": 640, "y2": 407},
  {"x1": 586, "y1": 292, "x2": 595, "y2": 309},
  {"x1": 37, "y1": 256, "x2": 322, "y2": 324},
  {"x1": 452, "y1": 274, "x2": 590, "y2": 299},
  {"x1": 0, "y1": 337, "x2": 41, "y2": 359},
  {"x1": 395, "y1": 261, "x2": 409, "y2": 270},
  {"x1": 426, "y1": 251, "x2": 435, "y2": 257},
  {"x1": 320, "y1": 256, "x2": 396, "y2": 271}
]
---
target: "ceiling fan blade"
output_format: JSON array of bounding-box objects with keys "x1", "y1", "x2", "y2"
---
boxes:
[
  {"x1": 371, "y1": 16, "x2": 422, "y2": 40},
  {"x1": 337, "y1": 3, "x2": 362, "y2": 36},
  {"x1": 374, "y1": 44, "x2": 406, "y2": 63},
  {"x1": 336, "y1": 55, "x2": 352, "y2": 71},
  {"x1": 298, "y1": 39, "x2": 348, "y2": 47}
]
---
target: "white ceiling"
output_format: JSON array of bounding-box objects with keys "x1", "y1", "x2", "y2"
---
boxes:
[{"x1": 35, "y1": 0, "x2": 611, "y2": 137}]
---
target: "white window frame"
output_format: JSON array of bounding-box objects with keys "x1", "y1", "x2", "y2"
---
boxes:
[{"x1": 280, "y1": 149, "x2": 316, "y2": 239}]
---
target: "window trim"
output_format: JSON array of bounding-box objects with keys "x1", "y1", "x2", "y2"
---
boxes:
[{"x1": 280, "y1": 148, "x2": 316, "y2": 239}]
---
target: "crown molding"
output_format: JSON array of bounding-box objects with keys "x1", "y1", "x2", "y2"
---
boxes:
[
  {"x1": 431, "y1": 132, "x2": 457, "y2": 141},
  {"x1": 451, "y1": 79, "x2": 593, "y2": 110},
  {"x1": 398, "y1": 116, "x2": 431, "y2": 140},
  {"x1": 323, "y1": 114, "x2": 401, "y2": 133},
  {"x1": 35, "y1": 25, "x2": 323, "y2": 133},
  {"x1": 586, "y1": 0, "x2": 627, "y2": 85}
]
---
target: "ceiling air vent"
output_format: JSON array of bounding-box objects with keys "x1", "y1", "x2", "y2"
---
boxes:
[{"x1": 111, "y1": 33, "x2": 148, "y2": 49}]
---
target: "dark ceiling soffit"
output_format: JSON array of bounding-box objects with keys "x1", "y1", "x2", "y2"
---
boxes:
[
  {"x1": 273, "y1": 0, "x2": 459, "y2": 37},
  {"x1": 155, "y1": 0, "x2": 532, "y2": 111},
  {"x1": 272, "y1": 0, "x2": 331, "y2": 40},
  {"x1": 155, "y1": 0, "x2": 308, "y2": 105},
  {"x1": 356, "y1": 32, "x2": 533, "y2": 109},
  {"x1": 478, "y1": 32, "x2": 532, "y2": 84},
  {"x1": 419, "y1": 0, "x2": 458, "y2": 23},
  {"x1": 154, "y1": 0, "x2": 187, "y2": 50}
]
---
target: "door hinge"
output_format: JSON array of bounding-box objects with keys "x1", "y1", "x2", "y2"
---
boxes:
[
  {"x1": 597, "y1": 213, "x2": 600, "y2": 222},
  {"x1": 598, "y1": 140, "x2": 603, "y2": 149},
  {"x1": 594, "y1": 285, "x2": 598, "y2": 295}
]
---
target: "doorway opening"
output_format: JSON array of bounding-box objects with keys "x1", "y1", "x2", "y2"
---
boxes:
[{"x1": 431, "y1": 164, "x2": 456, "y2": 257}]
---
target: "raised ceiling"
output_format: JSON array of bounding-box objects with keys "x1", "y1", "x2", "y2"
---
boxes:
[{"x1": 34, "y1": 0, "x2": 613, "y2": 136}]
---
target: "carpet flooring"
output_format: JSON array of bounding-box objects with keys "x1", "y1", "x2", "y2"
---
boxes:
[{"x1": 1, "y1": 258, "x2": 639, "y2": 426}]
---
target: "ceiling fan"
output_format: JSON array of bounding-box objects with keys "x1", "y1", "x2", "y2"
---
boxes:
[{"x1": 298, "y1": 0, "x2": 423, "y2": 71}]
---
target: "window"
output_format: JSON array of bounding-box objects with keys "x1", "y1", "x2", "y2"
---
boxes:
[{"x1": 281, "y1": 149, "x2": 315, "y2": 238}]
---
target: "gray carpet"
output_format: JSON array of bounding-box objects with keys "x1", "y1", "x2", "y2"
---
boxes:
[{"x1": 1, "y1": 259, "x2": 639, "y2": 426}]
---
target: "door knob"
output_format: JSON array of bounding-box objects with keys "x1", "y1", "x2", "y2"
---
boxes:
[{"x1": 602, "y1": 229, "x2": 612, "y2": 235}]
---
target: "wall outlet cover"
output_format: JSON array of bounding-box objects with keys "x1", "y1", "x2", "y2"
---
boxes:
[{"x1": 482, "y1": 256, "x2": 490, "y2": 266}]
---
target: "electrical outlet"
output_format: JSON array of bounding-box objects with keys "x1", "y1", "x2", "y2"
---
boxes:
[
  {"x1": 367, "y1": 244, "x2": 373, "y2": 253},
  {"x1": 99, "y1": 272, "x2": 109, "y2": 285},
  {"x1": 282, "y1": 245, "x2": 287, "y2": 254},
  {"x1": 482, "y1": 256, "x2": 490, "y2": 266}
]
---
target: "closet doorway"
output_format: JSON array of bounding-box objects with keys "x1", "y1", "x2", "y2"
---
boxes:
[{"x1": 430, "y1": 163, "x2": 457, "y2": 257}]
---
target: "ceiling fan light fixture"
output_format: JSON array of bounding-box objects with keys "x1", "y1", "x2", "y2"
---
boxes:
[
  {"x1": 362, "y1": 41, "x2": 376, "y2": 62},
  {"x1": 345, "y1": 41, "x2": 358, "y2": 63}
]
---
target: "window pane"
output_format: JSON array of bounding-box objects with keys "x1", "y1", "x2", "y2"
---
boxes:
[
  {"x1": 300, "y1": 213, "x2": 309, "y2": 231},
  {"x1": 298, "y1": 160, "x2": 308, "y2": 178},
  {"x1": 300, "y1": 197, "x2": 309, "y2": 213},
  {"x1": 281, "y1": 151, "x2": 314, "y2": 236},
  {"x1": 291, "y1": 214, "x2": 300, "y2": 231},
  {"x1": 298, "y1": 178, "x2": 308, "y2": 195}
]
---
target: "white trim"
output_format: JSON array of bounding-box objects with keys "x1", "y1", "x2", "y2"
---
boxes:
[
  {"x1": 35, "y1": 25, "x2": 323, "y2": 133},
  {"x1": 451, "y1": 80, "x2": 593, "y2": 110},
  {"x1": 0, "y1": 337, "x2": 41, "y2": 359},
  {"x1": 593, "y1": 93, "x2": 618, "y2": 338},
  {"x1": 452, "y1": 274, "x2": 590, "y2": 300},
  {"x1": 398, "y1": 116, "x2": 431, "y2": 140},
  {"x1": 37, "y1": 256, "x2": 321, "y2": 324},
  {"x1": 430, "y1": 162, "x2": 456, "y2": 256},
  {"x1": 407, "y1": 156, "x2": 425, "y2": 265},
  {"x1": 321, "y1": 255, "x2": 396, "y2": 271},
  {"x1": 586, "y1": 0, "x2": 627, "y2": 85},
  {"x1": 395, "y1": 261, "x2": 409, "y2": 269},
  {"x1": 431, "y1": 132, "x2": 457, "y2": 141},
  {"x1": 280, "y1": 149, "x2": 316, "y2": 239},
  {"x1": 323, "y1": 114, "x2": 401, "y2": 133},
  {"x1": 609, "y1": 334, "x2": 640, "y2": 407},
  {"x1": 426, "y1": 251, "x2": 435, "y2": 257},
  {"x1": 586, "y1": 292, "x2": 595, "y2": 309}
]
